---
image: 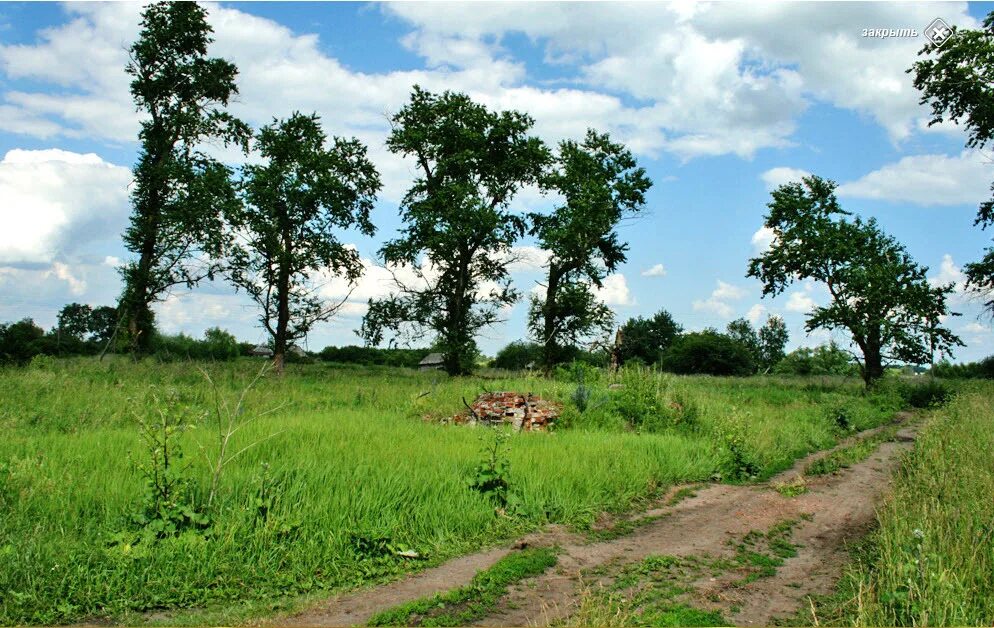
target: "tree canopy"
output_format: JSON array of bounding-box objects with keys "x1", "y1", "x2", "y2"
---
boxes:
[
  {"x1": 528, "y1": 130, "x2": 652, "y2": 371},
  {"x1": 618, "y1": 309, "x2": 683, "y2": 366},
  {"x1": 747, "y1": 175, "x2": 962, "y2": 386},
  {"x1": 360, "y1": 87, "x2": 548, "y2": 375},
  {"x1": 229, "y1": 112, "x2": 379, "y2": 373},
  {"x1": 911, "y1": 12, "x2": 994, "y2": 311},
  {"x1": 119, "y1": 1, "x2": 250, "y2": 355}
]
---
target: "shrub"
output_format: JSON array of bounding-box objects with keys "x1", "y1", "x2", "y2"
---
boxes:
[
  {"x1": 0, "y1": 318, "x2": 50, "y2": 365},
  {"x1": 774, "y1": 341, "x2": 856, "y2": 376},
  {"x1": 930, "y1": 356, "x2": 994, "y2": 379},
  {"x1": 152, "y1": 328, "x2": 242, "y2": 362},
  {"x1": 897, "y1": 379, "x2": 952, "y2": 409},
  {"x1": 492, "y1": 341, "x2": 542, "y2": 370},
  {"x1": 618, "y1": 309, "x2": 682, "y2": 366},
  {"x1": 660, "y1": 330, "x2": 754, "y2": 376},
  {"x1": 613, "y1": 367, "x2": 664, "y2": 431},
  {"x1": 317, "y1": 345, "x2": 429, "y2": 368}
]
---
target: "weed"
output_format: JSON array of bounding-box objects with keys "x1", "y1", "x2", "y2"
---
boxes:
[
  {"x1": 772, "y1": 475, "x2": 808, "y2": 497},
  {"x1": 468, "y1": 428, "x2": 511, "y2": 508},
  {"x1": 128, "y1": 390, "x2": 208, "y2": 538}
]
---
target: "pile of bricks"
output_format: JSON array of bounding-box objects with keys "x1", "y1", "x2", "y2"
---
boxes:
[{"x1": 455, "y1": 392, "x2": 561, "y2": 431}]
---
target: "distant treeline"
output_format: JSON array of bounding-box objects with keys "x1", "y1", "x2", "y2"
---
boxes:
[
  {"x1": 316, "y1": 345, "x2": 431, "y2": 368},
  {"x1": 930, "y1": 357, "x2": 994, "y2": 380}
]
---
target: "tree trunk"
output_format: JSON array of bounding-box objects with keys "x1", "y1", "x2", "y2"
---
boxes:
[
  {"x1": 273, "y1": 254, "x2": 291, "y2": 376},
  {"x1": 861, "y1": 340, "x2": 884, "y2": 388},
  {"x1": 541, "y1": 266, "x2": 562, "y2": 375},
  {"x1": 443, "y1": 248, "x2": 473, "y2": 376}
]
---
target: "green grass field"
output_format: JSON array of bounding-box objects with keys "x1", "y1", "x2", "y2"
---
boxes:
[
  {"x1": 0, "y1": 357, "x2": 910, "y2": 624},
  {"x1": 804, "y1": 385, "x2": 994, "y2": 626}
]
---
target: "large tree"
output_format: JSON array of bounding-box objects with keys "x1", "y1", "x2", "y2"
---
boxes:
[
  {"x1": 757, "y1": 315, "x2": 789, "y2": 372},
  {"x1": 529, "y1": 130, "x2": 652, "y2": 371},
  {"x1": 725, "y1": 315, "x2": 789, "y2": 373},
  {"x1": 617, "y1": 309, "x2": 683, "y2": 366},
  {"x1": 911, "y1": 13, "x2": 994, "y2": 311},
  {"x1": 360, "y1": 87, "x2": 548, "y2": 375},
  {"x1": 56, "y1": 303, "x2": 93, "y2": 342},
  {"x1": 119, "y1": 2, "x2": 250, "y2": 355},
  {"x1": 229, "y1": 113, "x2": 379, "y2": 373},
  {"x1": 748, "y1": 176, "x2": 962, "y2": 387}
]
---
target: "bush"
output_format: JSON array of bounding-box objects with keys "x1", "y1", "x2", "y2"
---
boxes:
[
  {"x1": 613, "y1": 366, "x2": 664, "y2": 431},
  {"x1": 492, "y1": 341, "x2": 542, "y2": 370},
  {"x1": 152, "y1": 328, "x2": 242, "y2": 362},
  {"x1": 0, "y1": 319, "x2": 48, "y2": 365},
  {"x1": 930, "y1": 356, "x2": 994, "y2": 379},
  {"x1": 660, "y1": 330, "x2": 754, "y2": 376},
  {"x1": 897, "y1": 379, "x2": 952, "y2": 409},
  {"x1": 774, "y1": 342, "x2": 856, "y2": 376},
  {"x1": 317, "y1": 345, "x2": 429, "y2": 368}
]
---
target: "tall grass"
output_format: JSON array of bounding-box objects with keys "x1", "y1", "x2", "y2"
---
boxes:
[
  {"x1": 832, "y1": 385, "x2": 994, "y2": 626},
  {"x1": 0, "y1": 358, "x2": 902, "y2": 624}
]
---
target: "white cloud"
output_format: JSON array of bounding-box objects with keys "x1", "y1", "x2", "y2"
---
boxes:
[
  {"x1": 692, "y1": 298, "x2": 733, "y2": 319},
  {"x1": 746, "y1": 303, "x2": 767, "y2": 325},
  {"x1": 3, "y1": 1, "x2": 976, "y2": 179},
  {"x1": 962, "y1": 322, "x2": 990, "y2": 335},
  {"x1": 594, "y1": 274, "x2": 634, "y2": 306},
  {"x1": 751, "y1": 226, "x2": 776, "y2": 254},
  {"x1": 387, "y1": 2, "x2": 978, "y2": 151},
  {"x1": 641, "y1": 263, "x2": 667, "y2": 278},
  {"x1": 930, "y1": 253, "x2": 967, "y2": 291},
  {"x1": 713, "y1": 280, "x2": 747, "y2": 301},
  {"x1": 692, "y1": 279, "x2": 747, "y2": 319},
  {"x1": 506, "y1": 246, "x2": 551, "y2": 273},
  {"x1": 0, "y1": 148, "x2": 131, "y2": 264},
  {"x1": 838, "y1": 150, "x2": 992, "y2": 206},
  {"x1": 785, "y1": 291, "x2": 816, "y2": 313},
  {"x1": 761, "y1": 166, "x2": 811, "y2": 190},
  {"x1": 47, "y1": 261, "x2": 86, "y2": 296}
]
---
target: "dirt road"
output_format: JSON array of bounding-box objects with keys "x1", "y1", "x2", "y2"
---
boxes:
[{"x1": 282, "y1": 416, "x2": 916, "y2": 627}]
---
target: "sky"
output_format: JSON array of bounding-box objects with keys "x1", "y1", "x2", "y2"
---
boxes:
[{"x1": 1, "y1": 1, "x2": 994, "y2": 361}]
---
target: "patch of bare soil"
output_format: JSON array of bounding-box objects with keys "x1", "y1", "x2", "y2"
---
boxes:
[
  {"x1": 280, "y1": 418, "x2": 917, "y2": 627},
  {"x1": 277, "y1": 528, "x2": 578, "y2": 627}
]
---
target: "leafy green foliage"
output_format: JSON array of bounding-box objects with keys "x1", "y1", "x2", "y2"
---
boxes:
[
  {"x1": 361, "y1": 87, "x2": 548, "y2": 375},
  {"x1": 468, "y1": 429, "x2": 512, "y2": 508},
  {"x1": 529, "y1": 130, "x2": 652, "y2": 371},
  {"x1": 748, "y1": 176, "x2": 962, "y2": 387},
  {"x1": 229, "y1": 112, "x2": 380, "y2": 373},
  {"x1": 660, "y1": 330, "x2": 755, "y2": 376},
  {"x1": 618, "y1": 309, "x2": 683, "y2": 366},
  {"x1": 714, "y1": 414, "x2": 760, "y2": 481},
  {"x1": 491, "y1": 340, "x2": 542, "y2": 370},
  {"x1": 930, "y1": 355, "x2": 994, "y2": 379},
  {"x1": 317, "y1": 345, "x2": 430, "y2": 368},
  {"x1": 0, "y1": 319, "x2": 47, "y2": 365},
  {"x1": 896, "y1": 379, "x2": 952, "y2": 409},
  {"x1": 129, "y1": 391, "x2": 208, "y2": 538},
  {"x1": 119, "y1": 2, "x2": 250, "y2": 355},
  {"x1": 774, "y1": 341, "x2": 856, "y2": 376},
  {"x1": 150, "y1": 327, "x2": 242, "y2": 362},
  {"x1": 911, "y1": 14, "x2": 994, "y2": 312}
]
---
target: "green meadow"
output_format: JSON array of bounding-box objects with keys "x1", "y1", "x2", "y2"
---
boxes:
[{"x1": 0, "y1": 357, "x2": 916, "y2": 624}]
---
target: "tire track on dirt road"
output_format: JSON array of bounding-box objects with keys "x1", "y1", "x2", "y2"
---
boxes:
[{"x1": 279, "y1": 414, "x2": 917, "y2": 627}]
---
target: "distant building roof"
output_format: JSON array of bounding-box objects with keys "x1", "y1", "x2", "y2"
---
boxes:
[
  {"x1": 420, "y1": 352, "x2": 444, "y2": 366},
  {"x1": 251, "y1": 345, "x2": 272, "y2": 357}
]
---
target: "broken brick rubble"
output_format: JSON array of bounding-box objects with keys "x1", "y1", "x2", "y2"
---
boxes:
[{"x1": 453, "y1": 392, "x2": 561, "y2": 431}]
